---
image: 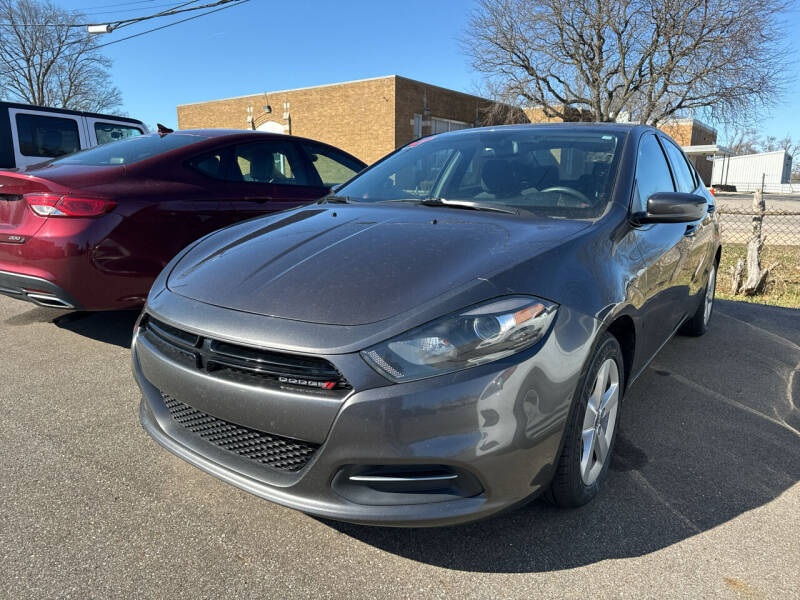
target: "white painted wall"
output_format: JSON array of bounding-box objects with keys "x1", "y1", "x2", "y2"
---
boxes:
[{"x1": 712, "y1": 150, "x2": 793, "y2": 192}]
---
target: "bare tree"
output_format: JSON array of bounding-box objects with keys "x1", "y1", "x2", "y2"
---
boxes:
[
  {"x1": 723, "y1": 127, "x2": 761, "y2": 155},
  {"x1": 0, "y1": 0, "x2": 121, "y2": 112},
  {"x1": 465, "y1": 0, "x2": 790, "y2": 125}
]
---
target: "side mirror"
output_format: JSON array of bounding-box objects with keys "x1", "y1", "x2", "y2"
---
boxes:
[{"x1": 632, "y1": 192, "x2": 706, "y2": 225}]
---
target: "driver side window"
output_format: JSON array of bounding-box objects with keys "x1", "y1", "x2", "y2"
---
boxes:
[{"x1": 633, "y1": 135, "x2": 675, "y2": 212}]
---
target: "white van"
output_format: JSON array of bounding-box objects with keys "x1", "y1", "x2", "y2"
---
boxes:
[{"x1": 0, "y1": 102, "x2": 147, "y2": 169}]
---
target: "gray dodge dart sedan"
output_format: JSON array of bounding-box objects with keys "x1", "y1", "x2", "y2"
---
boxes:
[{"x1": 133, "y1": 123, "x2": 720, "y2": 527}]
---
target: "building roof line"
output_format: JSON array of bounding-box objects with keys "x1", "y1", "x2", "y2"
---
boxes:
[
  {"x1": 177, "y1": 75, "x2": 398, "y2": 107},
  {"x1": 177, "y1": 75, "x2": 493, "y2": 108},
  {"x1": 392, "y1": 75, "x2": 490, "y2": 103}
]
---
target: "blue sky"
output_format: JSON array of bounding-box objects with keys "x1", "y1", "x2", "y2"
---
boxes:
[{"x1": 58, "y1": 0, "x2": 799, "y2": 144}]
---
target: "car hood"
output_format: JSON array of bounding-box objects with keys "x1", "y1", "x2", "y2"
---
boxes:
[{"x1": 167, "y1": 204, "x2": 590, "y2": 326}]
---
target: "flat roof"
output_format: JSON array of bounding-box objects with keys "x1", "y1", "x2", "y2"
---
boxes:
[
  {"x1": 682, "y1": 144, "x2": 733, "y2": 156},
  {"x1": 177, "y1": 75, "x2": 491, "y2": 108}
]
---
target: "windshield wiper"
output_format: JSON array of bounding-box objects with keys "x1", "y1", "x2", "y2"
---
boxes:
[
  {"x1": 418, "y1": 198, "x2": 518, "y2": 215},
  {"x1": 318, "y1": 194, "x2": 355, "y2": 204}
]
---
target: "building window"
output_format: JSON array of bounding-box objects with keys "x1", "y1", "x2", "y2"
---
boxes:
[
  {"x1": 431, "y1": 117, "x2": 470, "y2": 135},
  {"x1": 413, "y1": 114, "x2": 423, "y2": 139}
]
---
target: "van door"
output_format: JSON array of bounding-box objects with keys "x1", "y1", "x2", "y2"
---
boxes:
[
  {"x1": 84, "y1": 117, "x2": 145, "y2": 147},
  {"x1": 9, "y1": 108, "x2": 87, "y2": 168}
]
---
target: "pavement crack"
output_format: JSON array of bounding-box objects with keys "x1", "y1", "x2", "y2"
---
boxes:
[
  {"x1": 652, "y1": 365, "x2": 800, "y2": 438},
  {"x1": 626, "y1": 470, "x2": 702, "y2": 534},
  {"x1": 715, "y1": 310, "x2": 800, "y2": 353}
]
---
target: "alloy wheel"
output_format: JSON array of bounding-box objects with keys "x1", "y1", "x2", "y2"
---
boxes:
[{"x1": 580, "y1": 358, "x2": 620, "y2": 485}]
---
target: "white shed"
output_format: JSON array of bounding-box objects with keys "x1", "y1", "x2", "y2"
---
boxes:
[{"x1": 712, "y1": 150, "x2": 794, "y2": 193}]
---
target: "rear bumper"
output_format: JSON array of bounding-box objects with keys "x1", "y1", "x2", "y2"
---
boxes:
[
  {"x1": 0, "y1": 216, "x2": 154, "y2": 310},
  {"x1": 0, "y1": 269, "x2": 81, "y2": 309}
]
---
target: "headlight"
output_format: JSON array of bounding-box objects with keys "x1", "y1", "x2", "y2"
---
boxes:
[{"x1": 361, "y1": 296, "x2": 558, "y2": 382}]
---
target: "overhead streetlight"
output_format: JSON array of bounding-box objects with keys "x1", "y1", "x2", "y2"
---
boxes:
[{"x1": 87, "y1": 24, "x2": 113, "y2": 34}]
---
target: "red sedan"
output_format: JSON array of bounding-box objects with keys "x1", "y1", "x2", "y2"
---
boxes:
[{"x1": 0, "y1": 130, "x2": 365, "y2": 310}]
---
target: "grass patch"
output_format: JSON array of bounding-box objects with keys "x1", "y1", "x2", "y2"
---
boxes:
[{"x1": 717, "y1": 244, "x2": 800, "y2": 308}]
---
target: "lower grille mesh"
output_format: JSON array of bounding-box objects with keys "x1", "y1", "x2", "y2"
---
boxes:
[{"x1": 162, "y1": 393, "x2": 319, "y2": 472}]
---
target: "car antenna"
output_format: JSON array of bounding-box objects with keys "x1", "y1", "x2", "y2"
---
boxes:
[{"x1": 157, "y1": 123, "x2": 174, "y2": 136}]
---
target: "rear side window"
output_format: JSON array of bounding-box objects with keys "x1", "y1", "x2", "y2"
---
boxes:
[
  {"x1": 229, "y1": 142, "x2": 312, "y2": 185},
  {"x1": 50, "y1": 133, "x2": 208, "y2": 166},
  {"x1": 94, "y1": 122, "x2": 143, "y2": 145},
  {"x1": 661, "y1": 139, "x2": 697, "y2": 193},
  {"x1": 16, "y1": 114, "x2": 80, "y2": 158},
  {"x1": 634, "y1": 135, "x2": 675, "y2": 212},
  {"x1": 188, "y1": 152, "x2": 225, "y2": 179},
  {"x1": 303, "y1": 144, "x2": 362, "y2": 186}
]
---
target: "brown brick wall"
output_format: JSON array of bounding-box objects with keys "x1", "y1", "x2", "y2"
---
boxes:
[
  {"x1": 393, "y1": 76, "x2": 495, "y2": 147},
  {"x1": 657, "y1": 121, "x2": 716, "y2": 186},
  {"x1": 177, "y1": 76, "x2": 508, "y2": 164},
  {"x1": 657, "y1": 121, "x2": 716, "y2": 147},
  {"x1": 177, "y1": 77, "x2": 397, "y2": 164},
  {"x1": 524, "y1": 106, "x2": 594, "y2": 123}
]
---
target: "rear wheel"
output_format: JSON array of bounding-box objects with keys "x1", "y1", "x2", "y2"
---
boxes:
[
  {"x1": 549, "y1": 331, "x2": 623, "y2": 507},
  {"x1": 680, "y1": 263, "x2": 716, "y2": 337}
]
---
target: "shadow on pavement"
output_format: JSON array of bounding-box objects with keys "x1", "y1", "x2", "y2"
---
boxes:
[
  {"x1": 327, "y1": 300, "x2": 800, "y2": 573},
  {"x1": 3, "y1": 305, "x2": 140, "y2": 348}
]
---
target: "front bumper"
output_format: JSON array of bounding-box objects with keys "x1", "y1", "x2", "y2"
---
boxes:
[{"x1": 134, "y1": 305, "x2": 597, "y2": 527}]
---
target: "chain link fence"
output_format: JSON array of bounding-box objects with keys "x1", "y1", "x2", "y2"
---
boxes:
[
  {"x1": 714, "y1": 190, "x2": 800, "y2": 306},
  {"x1": 717, "y1": 207, "x2": 800, "y2": 245}
]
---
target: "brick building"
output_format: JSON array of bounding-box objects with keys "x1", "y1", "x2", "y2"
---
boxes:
[
  {"x1": 656, "y1": 118, "x2": 718, "y2": 183},
  {"x1": 177, "y1": 75, "x2": 498, "y2": 164},
  {"x1": 178, "y1": 76, "x2": 720, "y2": 183}
]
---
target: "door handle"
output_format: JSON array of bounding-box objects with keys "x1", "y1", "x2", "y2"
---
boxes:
[
  {"x1": 244, "y1": 197, "x2": 273, "y2": 203},
  {"x1": 684, "y1": 224, "x2": 698, "y2": 236}
]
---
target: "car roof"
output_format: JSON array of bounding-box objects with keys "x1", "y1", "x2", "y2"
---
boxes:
[
  {"x1": 161, "y1": 129, "x2": 364, "y2": 158},
  {"x1": 169, "y1": 129, "x2": 328, "y2": 143},
  {"x1": 129, "y1": 129, "x2": 367, "y2": 168},
  {"x1": 438, "y1": 122, "x2": 653, "y2": 137}
]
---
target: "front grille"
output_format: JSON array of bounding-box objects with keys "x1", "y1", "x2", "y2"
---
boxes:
[
  {"x1": 162, "y1": 393, "x2": 319, "y2": 472},
  {"x1": 140, "y1": 316, "x2": 351, "y2": 394}
]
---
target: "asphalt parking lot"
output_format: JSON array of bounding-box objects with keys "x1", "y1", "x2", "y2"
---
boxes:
[{"x1": 1, "y1": 295, "x2": 798, "y2": 599}]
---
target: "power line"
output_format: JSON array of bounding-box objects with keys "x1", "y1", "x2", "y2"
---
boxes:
[
  {"x1": 0, "y1": 0, "x2": 248, "y2": 79},
  {"x1": 82, "y1": 1, "x2": 201, "y2": 18},
  {"x1": 71, "y1": 0, "x2": 161, "y2": 10},
  {"x1": 93, "y1": 0, "x2": 244, "y2": 44},
  {"x1": 111, "y1": 0, "x2": 204, "y2": 29},
  {"x1": 0, "y1": 0, "x2": 233, "y2": 30}
]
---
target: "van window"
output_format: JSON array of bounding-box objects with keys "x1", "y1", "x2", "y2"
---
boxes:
[
  {"x1": 94, "y1": 122, "x2": 142, "y2": 145},
  {"x1": 16, "y1": 114, "x2": 80, "y2": 158}
]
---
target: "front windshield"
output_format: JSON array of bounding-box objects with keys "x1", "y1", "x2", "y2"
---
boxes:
[
  {"x1": 48, "y1": 133, "x2": 209, "y2": 166},
  {"x1": 338, "y1": 128, "x2": 624, "y2": 219}
]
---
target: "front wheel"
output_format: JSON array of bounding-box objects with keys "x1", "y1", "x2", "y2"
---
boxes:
[{"x1": 548, "y1": 331, "x2": 624, "y2": 507}]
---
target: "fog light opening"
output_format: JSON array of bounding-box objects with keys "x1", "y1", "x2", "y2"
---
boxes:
[{"x1": 332, "y1": 465, "x2": 483, "y2": 506}]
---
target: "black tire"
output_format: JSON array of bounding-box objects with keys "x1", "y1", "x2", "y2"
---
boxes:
[
  {"x1": 548, "y1": 331, "x2": 624, "y2": 508},
  {"x1": 680, "y1": 262, "x2": 717, "y2": 337}
]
